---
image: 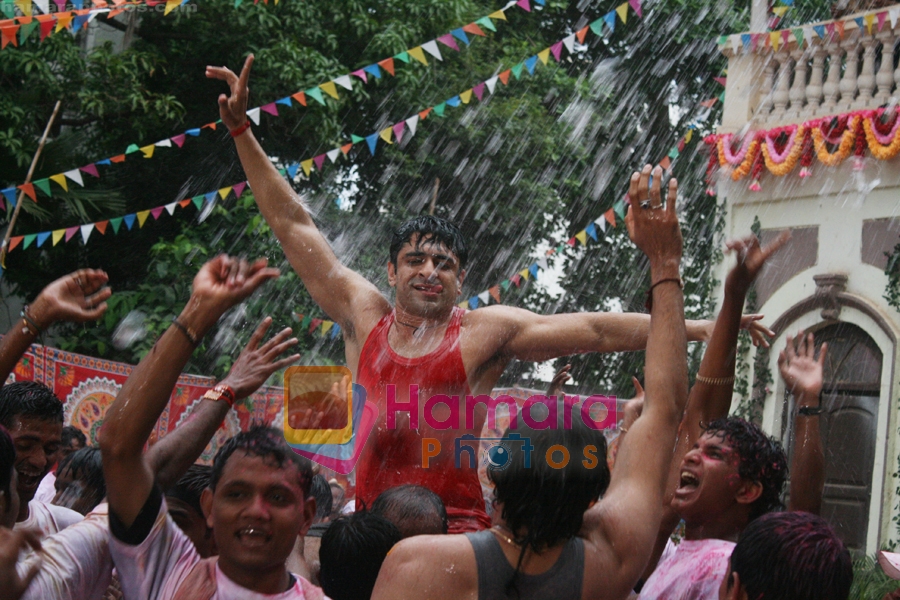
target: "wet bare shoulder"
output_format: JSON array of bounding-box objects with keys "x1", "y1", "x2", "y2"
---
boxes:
[{"x1": 372, "y1": 534, "x2": 477, "y2": 600}]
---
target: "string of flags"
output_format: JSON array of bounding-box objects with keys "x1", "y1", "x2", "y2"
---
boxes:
[
  {"x1": 1, "y1": 0, "x2": 646, "y2": 212},
  {"x1": 0, "y1": 0, "x2": 190, "y2": 48},
  {"x1": 717, "y1": 4, "x2": 900, "y2": 54},
  {"x1": 0, "y1": 0, "x2": 531, "y2": 199}
]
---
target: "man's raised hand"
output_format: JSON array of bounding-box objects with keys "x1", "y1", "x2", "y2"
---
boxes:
[
  {"x1": 725, "y1": 232, "x2": 790, "y2": 294},
  {"x1": 206, "y1": 54, "x2": 254, "y2": 132},
  {"x1": 220, "y1": 317, "x2": 300, "y2": 401},
  {"x1": 185, "y1": 255, "x2": 279, "y2": 333},
  {"x1": 29, "y1": 269, "x2": 111, "y2": 329},
  {"x1": 779, "y1": 332, "x2": 826, "y2": 398},
  {"x1": 625, "y1": 165, "x2": 683, "y2": 272}
]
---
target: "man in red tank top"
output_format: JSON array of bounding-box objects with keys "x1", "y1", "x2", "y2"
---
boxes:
[{"x1": 210, "y1": 57, "x2": 770, "y2": 533}]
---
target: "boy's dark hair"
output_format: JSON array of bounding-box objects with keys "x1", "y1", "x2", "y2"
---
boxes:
[
  {"x1": 728, "y1": 511, "x2": 852, "y2": 600},
  {"x1": 165, "y1": 464, "x2": 213, "y2": 516},
  {"x1": 310, "y1": 473, "x2": 333, "y2": 521},
  {"x1": 0, "y1": 381, "x2": 63, "y2": 428},
  {"x1": 210, "y1": 425, "x2": 312, "y2": 497},
  {"x1": 703, "y1": 417, "x2": 788, "y2": 521},
  {"x1": 58, "y1": 447, "x2": 105, "y2": 506},
  {"x1": 61, "y1": 426, "x2": 88, "y2": 448},
  {"x1": 389, "y1": 216, "x2": 469, "y2": 269},
  {"x1": 319, "y1": 511, "x2": 402, "y2": 600},
  {"x1": 0, "y1": 425, "x2": 14, "y2": 502},
  {"x1": 371, "y1": 484, "x2": 448, "y2": 537}
]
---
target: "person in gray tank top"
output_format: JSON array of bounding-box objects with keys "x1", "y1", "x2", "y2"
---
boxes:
[{"x1": 371, "y1": 166, "x2": 692, "y2": 600}]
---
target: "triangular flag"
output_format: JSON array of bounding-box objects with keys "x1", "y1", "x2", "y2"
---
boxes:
[
  {"x1": 363, "y1": 64, "x2": 382, "y2": 79},
  {"x1": 233, "y1": 182, "x2": 247, "y2": 197},
  {"x1": 517, "y1": 0, "x2": 530, "y2": 11},
  {"x1": 13, "y1": 0, "x2": 30, "y2": 17},
  {"x1": 333, "y1": 75, "x2": 353, "y2": 90},
  {"x1": 877, "y1": 11, "x2": 887, "y2": 31},
  {"x1": 204, "y1": 191, "x2": 217, "y2": 204},
  {"x1": 19, "y1": 20, "x2": 37, "y2": 44},
  {"x1": 628, "y1": 0, "x2": 642, "y2": 18},
  {"x1": 379, "y1": 128, "x2": 393, "y2": 144},
  {"x1": 422, "y1": 40, "x2": 443, "y2": 61},
  {"x1": 366, "y1": 133, "x2": 379, "y2": 155},
  {"x1": 524, "y1": 56, "x2": 538, "y2": 75},
  {"x1": 472, "y1": 82, "x2": 485, "y2": 100},
  {"x1": 171, "y1": 134, "x2": 186, "y2": 147},
  {"x1": 437, "y1": 33, "x2": 459, "y2": 51},
  {"x1": 562, "y1": 34, "x2": 576, "y2": 54},
  {"x1": 300, "y1": 159, "x2": 313, "y2": 176},
  {"x1": 80, "y1": 164, "x2": 100, "y2": 178},
  {"x1": 123, "y1": 214, "x2": 135, "y2": 230},
  {"x1": 392, "y1": 122, "x2": 405, "y2": 143},
  {"x1": 306, "y1": 87, "x2": 326, "y2": 105},
  {"x1": 500, "y1": 280, "x2": 511, "y2": 291},
  {"x1": 246, "y1": 107, "x2": 261, "y2": 125},
  {"x1": 528, "y1": 264, "x2": 539, "y2": 278},
  {"x1": 309, "y1": 319, "x2": 323, "y2": 335},
  {"x1": 31, "y1": 180, "x2": 49, "y2": 197},
  {"x1": 460, "y1": 89, "x2": 473, "y2": 104},
  {"x1": 164, "y1": 202, "x2": 177, "y2": 215},
  {"x1": 478, "y1": 291, "x2": 490, "y2": 305},
  {"x1": 37, "y1": 15, "x2": 54, "y2": 41},
  {"x1": 8, "y1": 236, "x2": 23, "y2": 252},
  {"x1": 94, "y1": 220, "x2": 108, "y2": 235},
  {"x1": 576, "y1": 230, "x2": 588, "y2": 245},
  {"x1": 327, "y1": 148, "x2": 341, "y2": 163},
  {"x1": 585, "y1": 222, "x2": 598, "y2": 241},
  {"x1": 350, "y1": 69, "x2": 367, "y2": 83},
  {"x1": 590, "y1": 18, "x2": 604, "y2": 36},
  {"x1": 313, "y1": 154, "x2": 326, "y2": 171},
  {"x1": 0, "y1": 188, "x2": 15, "y2": 206},
  {"x1": 378, "y1": 58, "x2": 395, "y2": 75},
  {"x1": 770, "y1": 31, "x2": 781, "y2": 51},
  {"x1": 190, "y1": 196, "x2": 203, "y2": 210},
  {"x1": 12, "y1": 183, "x2": 37, "y2": 204},
  {"x1": 567, "y1": 237, "x2": 577, "y2": 247},
  {"x1": 451, "y1": 27, "x2": 469, "y2": 45},
  {"x1": 393, "y1": 51, "x2": 410, "y2": 64},
  {"x1": 52, "y1": 229, "x2": 64, "y2": 245},
  {"x1": 488, "y1": 9, "x2": 506, "y2": 20},
  {"x1": 462, "y1": 23, "x2": 485, "y2": 36},
  {"x1": 260, "y1": 102, "x2": 278, "y2": 116},
  {"x1": 616, "y1": 2, "x2": 628, "y2": 24},
  {"x1": 49, "y1": 174, "x2": 68, "y2": 192},
  {"x1": 792, "y1": 27, "x2": 804, "y2": 47},
  {"x1": 321, "y1": 321, "x2": 333, "y2": 336},
  {"x1": 468, "y1": 297, "x2": 480, "y2": 310},
  {"x1": 80, "y1": 224, "x2": 93, "y2": 244},
  {"x1": 772, "y1": 6, "x2": 788, "y2": 16},
  {"x1": 813, "y1": 24, "x2": 825, "y2": 38},
  {"x1": 433, "y1": 102, "x2": 446, "y2": 116},
  {"x1": 408, "y1": 47, "x2": 428, "y2": 65},
  {"x1": 54, "y1": 13, "x2": 71, "y2": 31},
  {"x1": 139, "y1": 145, "x2": 155, "y2": 158},
  {"x1": 550, "y1": 41, "x2": 563, "y2": 61},
  {"x1": 22, "y1": 234, "x2": 36, "y2": 250},
  {"x1": 351, "y1": 134, "x2": 365, "y2": 144},
  {"x1": 275, "y1": 97, "x2": 292, "y2": 107},
  {"x1": 164, "y1": 0, "x2": 179, "y2": 15},
  {"x1": 178, "y1": 199, "x2": 191, "y2": 209},
  {"x1": 489, "y1": 286, "x2": 500, "y2": 303},
  {"x1": 300, "y1": 315, "x2": 311, "y2": 331},
  {"x1": 498, "y1": 70, "x2": 511, "y2": 85},
  {"x1": 475, "y1": 16, "x2": 496, "y2": 32},
  {"x1": 864, "y1": 13, "x2": 875, "y2": 34},
  {"x1": 595, "y1": 215, "x2": 607, "y2": 232},
  {"x1": 341, "y1": 143, "x2": 353, "y2": 155},
  {"x1": 604, "y1": 208, "x2": 616, "y2": 227},
  {"x1": 405, "y1": 115, "x2": 419, "y2": 137},
  {"x1": 292, "y1": 91, "x2": 307, "y2": 106},
  {"x1": 511, "y1": 63, "x2": 525, "y2": 79},
  {"x1": 781, "y1": 29, "x2": 790, "y2": 46},
  {"x1": 218, "y1": 186, "x2": 232, "y2": 200},
  {"x1": 485, "y1": 76, "x2": 499, "y2": 94},
  {"x1": 576, "y1": 26, "x2": 588, "y2": 43},
  {"x1": 63, "y1": 169, "x2": 83, "y2": 186},
  {"x1": 150, "y1": 207, "x2": 164, "y2": 220},
  {"x1": 835, "y1": 21, "x2": 845, "y2": 39},
  {"x1": 63, "y1": 226, "x2": 78, "y2": 241},
  {"x1": 319, "y1": 81, "x2": 339, "y2": 100},
  {"x1": 136, "y1": 211, "x2": 150, "y2": 227},
  {"x1": 602, "y1": 12, "x2": 616, "y2": 32},
  {"x1": 446, "y1": 96, "x2": 461, "y2": 107}
]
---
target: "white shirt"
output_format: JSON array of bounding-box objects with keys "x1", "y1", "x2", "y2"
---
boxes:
[
  {"x1": 109, "y1": 496, "x2": 321, "y2": 600},
  {"x1": 640, "y1": 538, "x2": 734, "y2": 600},
  {"x1": 17, "y1": 503, "x2": 112, "y2": 600},
  {"x1": 15, "y1": 500, "x2": 83, "y2": 539},
  {"x1": 33, "y1": 471, "x2": 57, "y2": 504}
]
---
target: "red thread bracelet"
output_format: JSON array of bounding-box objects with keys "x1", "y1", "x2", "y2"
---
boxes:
[{"x1": 230, "y1": 121, "x2": 251, "y2": 138}]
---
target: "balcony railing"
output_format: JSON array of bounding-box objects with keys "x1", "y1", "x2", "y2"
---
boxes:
[{"x1": 720, "y1": 6, "x2": 900, "y2": 130}]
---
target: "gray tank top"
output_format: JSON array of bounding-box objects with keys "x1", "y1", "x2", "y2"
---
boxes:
[{"x1": 465, "y1": 529, "x2": 584, "y2": 600}]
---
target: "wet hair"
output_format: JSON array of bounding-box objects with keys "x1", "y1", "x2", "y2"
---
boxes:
[
  {"x1": 702, "y1": 417, "x2": 788, "y2": 521},
  {"x1": 319, "y1": 511, "x2": 402, "y2": 600},
  {"x1": 165, "y1": 464, "x2": 212, "y2": 517},
  {"x1": 371, "y1": 484, "x2": 448, "y2": 537},
  {"x1": 728, "y1": 511, "x2": 852, "y2": 600},
  {"x1": 389, "y1": 216, "x2": 469, "y2": 269},
  {"x1": 61, "y1": 426, "x2": 87, "y2": 448},
  {"x1": 0, "y1": 425, "x2": 14, "y2": 502},
  {"x1": 310, "y1": 474, "x2": 333, "y2": 521},
  {"x1": 0, "y1": 381, "x2": 63, "y2": 428},
  {"x1": 210, "y1": 425, "x2": 313, "y2": 498},
  {"x1": 58, "y1": 447, "x2": 105, "y2": 507}
]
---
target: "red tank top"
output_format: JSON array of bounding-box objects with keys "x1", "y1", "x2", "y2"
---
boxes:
[{"x1": 355, "y1": 307, "x2": 491, "y2": 532}]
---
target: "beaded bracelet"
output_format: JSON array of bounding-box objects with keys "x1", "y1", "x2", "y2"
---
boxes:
[
  {"x1": 695, "y1": 374, "x2": 735, "y2": 386},
  {"x1": 20, "y1": 305, "x2": 41, "y2": 336},
  {"x1": 171, "y1": 317, "x2": 200, "y2": 346}
]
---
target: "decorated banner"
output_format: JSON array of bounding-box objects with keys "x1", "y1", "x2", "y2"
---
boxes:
[
  {"x1": 705, "y1": 107, "x2": 900, "y2": 192},
  {"x1": 717, "y1": 4, "x2": 898, "y2": 55}
]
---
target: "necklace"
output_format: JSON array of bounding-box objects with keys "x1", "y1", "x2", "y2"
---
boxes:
[{"x1": 490, "y1": 525, "x2": 518, "y2": 546}]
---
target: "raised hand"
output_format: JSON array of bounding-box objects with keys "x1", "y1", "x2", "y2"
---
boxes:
[
  {"x1": 0, "y1": 527, "x2": 42, "y2": 600},
  {"x1": 621, "y1": 376, "x2": 645, "y2": 428},
  {"x1": 205, "y1": 55, "x2": 254, "y2": 131},
  {"x1": 725, "y1": 232, "x2": 790, "y2": 294},
  {"x1": 625, "y1": 165, "x2": 683, "y2": 274},
  {"x1": 29, "y1": 269, "x2": 112, "y2": 329},
  {"x1": 778, "y1": 332, "x2": 826, "y2": 398},
  {"x1": 191, "y1": 255, "x2": 279, "y2": 315},
  {"x1": 220, "y1": 317, "x2": 300, "y2": 400},
  {"x1": 288, "y1": 375, "x2": 350, "y2": 433},
  {"x1": 740, "y1": 314, "x2": 775, "y2": 348},
  {"x1": 546, "y1": 364, "x2": 571, "y2": 398}
]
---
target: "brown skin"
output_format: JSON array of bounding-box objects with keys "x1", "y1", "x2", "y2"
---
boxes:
[
  {"x1": 200, "y1": 453, "x2": 315, "y2": 594},
  {"x1": 8, "y1": 417, "x2": 61, "y2": 522},
  {"x1": 165, "y1": 496, "x2": 217, "y2": 558},
  {"x1": 718, "y1": 567, "x2": 748, "y2": 600},
  {"x1": 51, "y1": 465, "x2": 103, "y2": 516},
  {"x1": 0, "y1": 525, "x2": 42, "y2": 600},
  {"x1": 371, "y1": 165, "x2": 689, "y2": 600}
]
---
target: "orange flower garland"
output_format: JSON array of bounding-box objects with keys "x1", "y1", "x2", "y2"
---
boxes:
[
  {"x1": 761, "y1": 126, "x2": 806, "y2": 176},
  {"x1": 863, "y1": 116, "x2": 900, "y2": 161},
  {"x1": 729, "y1": 139, "x2": 760, "y2": 181},
  {"x1": 812, "y1": 115, "x2": 859, "y2": 166}
]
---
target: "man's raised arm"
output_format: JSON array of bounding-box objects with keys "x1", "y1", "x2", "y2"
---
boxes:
[
  {"x1": 580, "y1": 165, "x2": 687, "y2": 595},
  {"x1": 205, "y1": 57, "x2": 387, "y2": 331},
  {"x1": 100, "y1": 256, "x2": 279, "y2": 528},
  {"x1": 0, "y1": 269, "x2": 111, "y2": 386}
]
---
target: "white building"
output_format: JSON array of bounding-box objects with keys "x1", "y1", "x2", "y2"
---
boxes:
[{"x1": 715, "y1": 4, "x2": 900, "y2": 554}]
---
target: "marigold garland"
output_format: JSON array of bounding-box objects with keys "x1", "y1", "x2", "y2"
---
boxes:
[
  {"x1": 761, "y1": 126, "x2": 806, "y2": 176},
  {"x1": 864, "y1": 114, "x2": 900, "y2": 161},
  {"x1": 730, "y1": 138, "x2": 760, "y2": 181},
  {"x1": 812, "y1": 115, "x2": 859, "y2": 167}
]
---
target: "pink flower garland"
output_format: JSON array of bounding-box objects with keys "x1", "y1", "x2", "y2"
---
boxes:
[
  {"x1": 720, "y1": 133, "x2": 755, "y2": 165},
  {"x1": 866, "y1": 110, "x2": 900, "y2": 145},
  {"x1": 763, "y1": 125, "x2": 799, "y2": 164}
]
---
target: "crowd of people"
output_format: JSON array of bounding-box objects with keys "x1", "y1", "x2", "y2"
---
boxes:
[{"x1": 0, "y1": 55, "x2": 881, "y2": 599}]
